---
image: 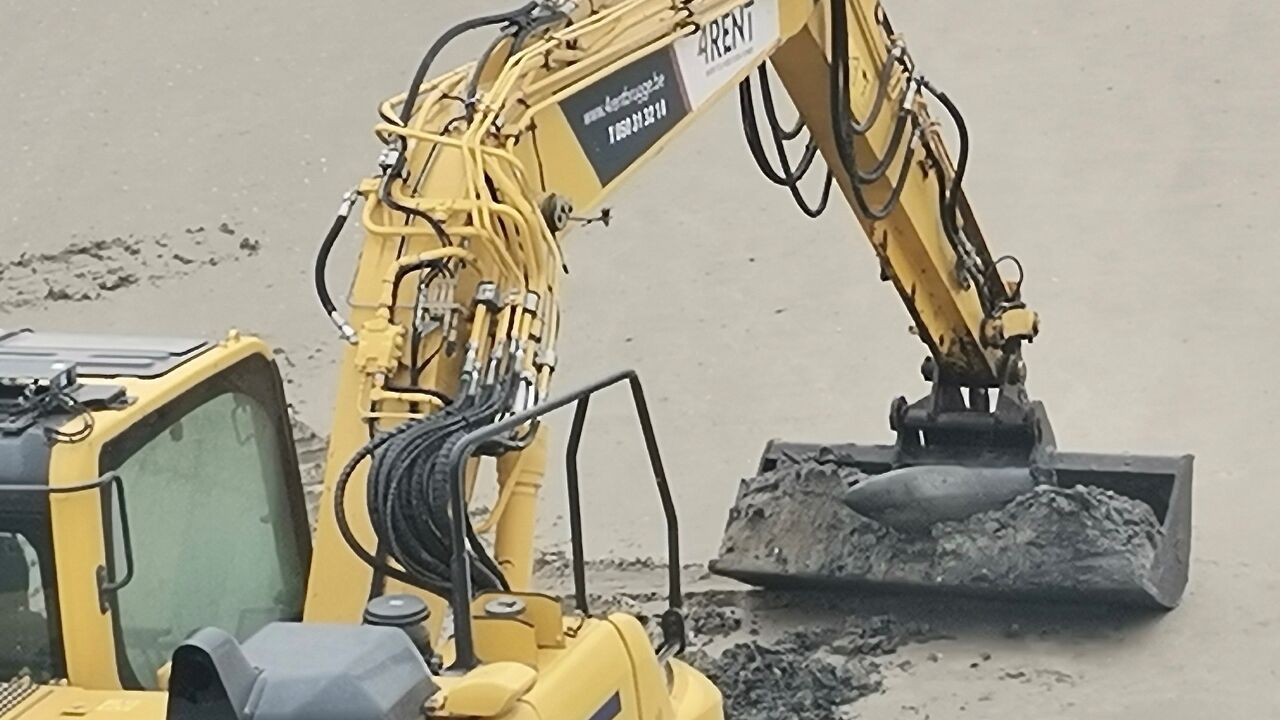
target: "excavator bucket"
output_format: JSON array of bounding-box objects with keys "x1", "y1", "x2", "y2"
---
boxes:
[{"x1": 711, "y1": 391, "x2": 1193, "y2": 609}]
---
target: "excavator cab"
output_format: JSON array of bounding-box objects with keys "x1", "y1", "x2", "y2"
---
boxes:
[
  {"x1": 0, "y1": 331, "x2": 723, "y2": 720},
  {"x1": 0, "y1": 330, "x2": 311, "y2": 690}
]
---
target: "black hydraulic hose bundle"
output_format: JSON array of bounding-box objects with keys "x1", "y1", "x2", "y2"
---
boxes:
[
  {"x1": 825, "y1": 2, "x2": 921, "y2": 221},
  {"x1": 827, "y1": 1, "x2": 993, "y2": 304},
  {"x1": 739, "y1": 68, "x2": 833, "y2": 218},
  {"x1": 738, "y1": 38, "x2": 918, "y2": 221},
  {"x1": 739, "y1": 68, "x2": 828, "y2": 216},
  {"x1": 334, "y1": 377, "x2": 515, "y2": 596},
  {"x1": 372, "y1": 381, "x2": 511, "y2": 593},
  {"x1": 739, "y1": 75, "x2": 822, "y2": 186}
]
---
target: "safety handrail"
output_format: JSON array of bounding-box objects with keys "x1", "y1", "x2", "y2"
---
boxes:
[{"x1": 441, "y1": 369, "x2": 682, "y2": 671}]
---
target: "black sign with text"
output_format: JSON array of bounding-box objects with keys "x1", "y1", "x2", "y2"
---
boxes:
[{"x1": 560, "y1": 48, "x2": 691, "y2": 186}]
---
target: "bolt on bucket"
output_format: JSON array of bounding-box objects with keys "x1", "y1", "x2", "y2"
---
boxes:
[{"x1": 710, "y1": 401, "x2": 1193, "y2": 609}]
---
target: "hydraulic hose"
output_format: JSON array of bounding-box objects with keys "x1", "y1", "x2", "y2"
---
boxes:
[
  {"x1": 738, "y1": 68, "x2": 830, "y2": 216},
  {"x1": 333, "y1": 420, "x2": 454, "y2": 596},
  {"x1": 378, "y1": 162, "x2": 452, "y2": 247},
  {"x1": 919, "y1": 79, "x2": 970, "y2": 249},
  {"x1": 739, "y1": 73, "x2": 821, "y2": 187},
  {"x1": 828, "y1": 1, "x2": 919, "y2": 221},
  {"x1": 465, "y1": 29, "x2": 518, "y2": 123},
  {"x1": 353, "y1": 374, "x2": 519, "y2": 595},
  {"x1": 754, "y1": 66, "x2": 837, "y2": 217},
  {"x1": 847, "y1": 44, "x2": 909, "y2": 136},
  {"x1": 315, "y1": 190, "x2": 361, "y2": 343},
  {"x1": 399, "y1": 4, "x2": 536, "y2": 126},
  {"x1": 337, "y1": 388, "x2": 512, "y2": 595}
]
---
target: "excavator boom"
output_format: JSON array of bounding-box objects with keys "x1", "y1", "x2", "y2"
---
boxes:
[{"x1": 304, "y1": 0, "x2": 1189, "y2": 617}]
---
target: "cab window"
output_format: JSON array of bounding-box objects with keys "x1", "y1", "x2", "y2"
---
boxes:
[
  {"x1": 101, "y1": 356, "x2": 309, "y2": 690},
  {"x1": 0, "y1": 532, "x2": 53, "y2": 682}
]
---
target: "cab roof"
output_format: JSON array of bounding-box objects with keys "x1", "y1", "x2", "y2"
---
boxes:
[{"x1": 0, "y1": 329, "x2": 212, "y2": 381}]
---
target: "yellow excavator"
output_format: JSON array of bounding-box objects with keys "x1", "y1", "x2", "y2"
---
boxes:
[{"x1": 1, "y1": 1, "x2": 1193, "y2": 719}]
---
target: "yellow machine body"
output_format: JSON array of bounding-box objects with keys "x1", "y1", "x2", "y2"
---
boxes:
[
  {"x1": 1, "y1": 0, "x2": 1191, "y2": 719},
  {"x1": 0, "y1": 334, "x2": 309, "y2": 690}
]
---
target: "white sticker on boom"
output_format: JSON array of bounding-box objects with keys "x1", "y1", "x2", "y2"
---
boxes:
[{"x1": 672, "y1": 0, "x2": 781, "y2": 110}]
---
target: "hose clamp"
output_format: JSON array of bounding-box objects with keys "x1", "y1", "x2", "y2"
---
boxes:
[
  {"x1": 533, "y1": 349, "x2": 557, "y2": 370},
  {"x1": 337, "y1": 188, "x2": 360, "y2": 218},
  {"x1": 474, "y1": 282, "x2": 501, "y2": 309}
]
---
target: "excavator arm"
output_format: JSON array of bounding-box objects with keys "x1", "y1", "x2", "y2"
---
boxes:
[
  {"x1": 305, "y1": 0, "x2": 1188, "y2": 671},
  {"x1": 306, "y1": 0, "x2": 1044, "y2": 620},
  {"x1": 540, "y1": 0, "x2": 1037, "y2": 384}
]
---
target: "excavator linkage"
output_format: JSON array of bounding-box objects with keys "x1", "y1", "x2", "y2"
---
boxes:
[{"x1": 711, "y1": 380, "x2": 1193, "y2": 609}]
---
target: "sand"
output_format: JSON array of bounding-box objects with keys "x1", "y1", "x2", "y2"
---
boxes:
[
  {"x1": 3, "y1": 0, "x2": 1279, "y2": 716},
  {"x1": 0, "y1": 225, "x2": 259, "y2": 309}
]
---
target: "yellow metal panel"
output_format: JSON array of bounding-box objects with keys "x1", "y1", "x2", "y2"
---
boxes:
[
  {"x1": 3, "y1": 687, "x2": 165, "y2": 720},
  {"x1": 518, "y1": 619, "x2": 643, "y2": 720},
  {"x1": 667, "y1": 661, "x2": 723, "y2": 720},
  {"x1": 492, "y1": 431, "x2": 548, "y2": 590},
  {"x1": 302, "y1": 341, "x2": 385, "y2": 623},
  {"x1": 470, "y1": 591, "x2": 566, "y2": 649},
  {"x1": 438, "y1": 662, "x2": 537, "y2": 718},
  {"x1": 608, "y1": 613, "x2": 678, "y2": 720},
  {"x1": 471, "y1": 617, "x2": 540, "y2": 668}
]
